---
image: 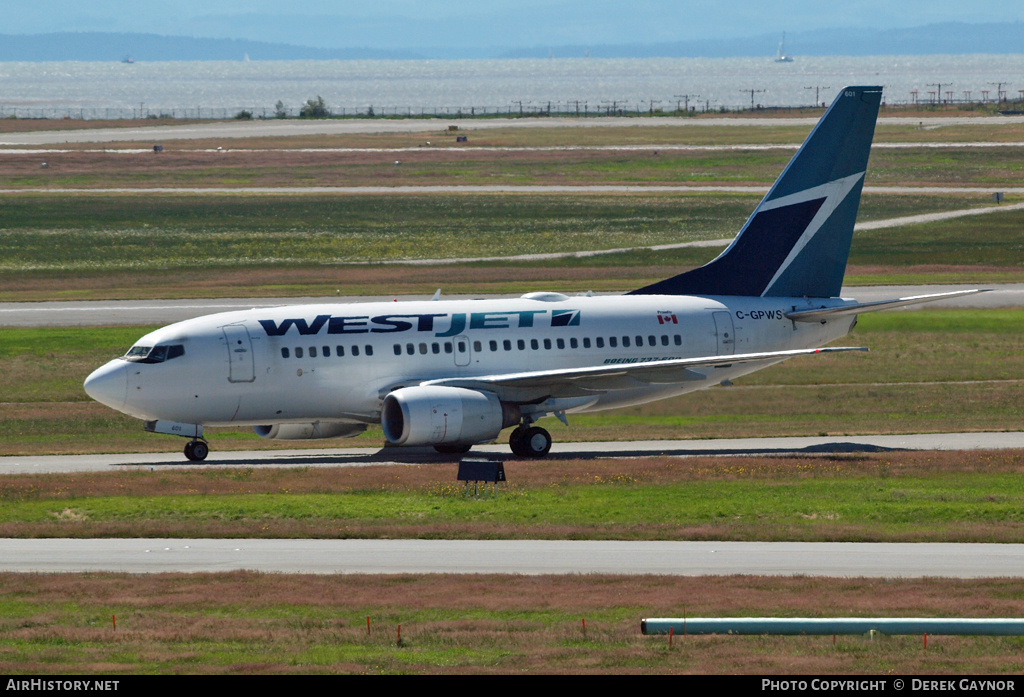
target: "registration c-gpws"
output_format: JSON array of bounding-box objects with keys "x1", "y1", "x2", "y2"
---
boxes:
[{"x1": 735, "y1": 309, "x2": 785, "y2": 320}]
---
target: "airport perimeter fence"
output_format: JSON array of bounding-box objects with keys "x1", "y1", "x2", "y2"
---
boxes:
[
  {"x1": 0, "y1": 103, "x2": 713, "y2": 120},
  {"x1": 2, "y1": 97, "x2": 1023, "y2": 121}
]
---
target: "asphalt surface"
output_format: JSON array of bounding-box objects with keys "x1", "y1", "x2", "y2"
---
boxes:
[
  {"x1": 4, "y1": 431, "x2": 1023, "y2": 475},
  {"x1": 3, "y1": 114, "x2": 1024, "y2": 145},
  {"x1": 1, "y1": 284, "x2": 1016, "y2": 328},
  {"x1": 0, "y1": 538, "x2": 1020, "y2": 576}
]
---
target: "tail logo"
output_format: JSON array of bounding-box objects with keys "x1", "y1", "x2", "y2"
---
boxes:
[{"x1": 759, "y1": 171, "x2": 865, "y2": 296}]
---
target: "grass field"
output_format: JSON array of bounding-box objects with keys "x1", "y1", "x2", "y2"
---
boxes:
[
  {"x1": 4, "y1": 572, "x2": 1023, "y2": 674},
  {"x1": 0, "y1": 192, "x2": 1019, "y2": 300},
  {"x1": 2, "y1": 451, "x2": 1024, "y2": 542},
  {"x1": 2, "y1": 144, "x2": 1023, "y2": 189},
  {"x1": 3, "y1": 453, "x2": 1024, "y2": 674}
]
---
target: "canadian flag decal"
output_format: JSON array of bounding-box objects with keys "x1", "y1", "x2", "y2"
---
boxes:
[{"x1": 657, "y1": 311, "x2": 678, "y2": 325}]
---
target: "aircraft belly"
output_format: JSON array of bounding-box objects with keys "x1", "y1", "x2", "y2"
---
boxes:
[{"x1": 232, "y1": 361, "x2": 380, "y2": 424}]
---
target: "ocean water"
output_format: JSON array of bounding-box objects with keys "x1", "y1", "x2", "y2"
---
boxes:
[{"x1": 0, "y1": 55, "x2": 1021, "y2": 118}]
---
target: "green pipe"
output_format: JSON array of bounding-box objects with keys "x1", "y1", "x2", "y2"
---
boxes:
[{"x1": 641, "y1": 618, "x2": 1024, "y2": 636}]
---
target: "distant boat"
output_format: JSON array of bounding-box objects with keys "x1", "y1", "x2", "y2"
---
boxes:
[
  {"x1": 774, "y1": 33, "x2": 793, "y2": 63},
  {"x1": 121, "y1": 56, "x2": 134, "y2": 64}
]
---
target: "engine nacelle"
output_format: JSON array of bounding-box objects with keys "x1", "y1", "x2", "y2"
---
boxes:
[
  {"x1": 253, "y1": 421, "x2": 367, "y2": 440},
  {"x1": 381, "y1": 386, "x2": 519, "y2": 446}
]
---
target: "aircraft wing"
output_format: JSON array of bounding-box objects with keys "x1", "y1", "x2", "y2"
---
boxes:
[
  {"x1": 421, "y1": 346, "x2": 866, "y2": 402},
  {"x1": 785, "y1": 289, "x2": 983, "y2": 322}
]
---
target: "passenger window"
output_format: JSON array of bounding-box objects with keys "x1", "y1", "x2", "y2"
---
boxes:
[
  {"x1": 419, "y1": 343, "x2": 428, "y2": 355},
  {"x1": 337, "y1": 345, "x2": 345, "y2": 356},
  {"x1": 661, "y1": 335, "x2": 669, "y2": 346},
  {"x1": 365, "y1": 345, "x2": 373, "y2": 356},
  {"x1": 309, "y1": 347, "x2": 317, "y2": 358},
  {"x1": 543, "y1": 339, "x2": 552, "y2": 349},
  {"x1": 432, "y1": 343, "x2": 440, "y2": 354},
  {"x1": 473, "y1": 341, "x2": 482, "y2": 352},
  {"x1": 518, "y1": 339, "x2": 526, "y2": 350},
  {"x1": 352, "y1": 345, "x2": 360, "y2": 357},
  {"x1": 503, "y1": 339, "x2": 512, "y2": 351},
  {"x1": 444, "y1": 342, "x2": 453, "y2": 354},
  {"x1": 281, "y1": 347, "x2": 290, "y2": 359},
  {"x1": 674, "y1": 335, "x2": 682, "y2": 346},
  {"x1": 583, "y1": 338, "x2": 591, "y2": 348},
  {"x1": 406, "y1": 343, "x2": 415, "y2": 355},
  {"x1": 489, "y1": 340, "x2": 497, "y2": 351},
  {"x1": 570, "y1": 338, "x2": 578, "y2": 349},
  {"x1": 394, "y1": 344, "x2": 402, "y2": 356},
  {"x1": 609, "y1": 337, "x2": 617, "y2": 348},
  {"x1": 296, "y1": 347, "x2": 304, "y2": 358},
  {"x1": 323, "y1": 346, "x2": 331, "y2": 357},
  {"x1": 556, "y1": 338, "x2": 565, "y2": 349},
  {"x1": 596, "y1": 337, "x2": 604, "y2": 348}
]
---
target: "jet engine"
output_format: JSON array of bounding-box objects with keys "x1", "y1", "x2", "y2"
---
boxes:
[
  {"x1": 381, "y1": 386, "x2": 519, "y2": 446},
  {"x1": 254, "y1": 421, "x2": 367, "y2": 440}
]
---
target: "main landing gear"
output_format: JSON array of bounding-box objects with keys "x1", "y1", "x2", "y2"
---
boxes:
[
  {"x1": 183, "y1": 439, "x2": 209, "y2": 462},
  {"x1": 509, "y1": 423, "x2": 552, "y2": 458}
]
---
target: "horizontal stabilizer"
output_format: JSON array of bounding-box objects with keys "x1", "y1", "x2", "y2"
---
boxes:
[{"x1": 785, "y1": 289, "x2": 984, "y2": 322}]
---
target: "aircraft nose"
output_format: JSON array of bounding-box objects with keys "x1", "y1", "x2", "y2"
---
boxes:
[{"x1": 83, "y1": 360, "x2": 128, "y2": 410}]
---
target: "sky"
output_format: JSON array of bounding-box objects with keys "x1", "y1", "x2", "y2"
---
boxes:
[{"x1": 7, "y1": 1, "x2": 1024, "y2": 51}]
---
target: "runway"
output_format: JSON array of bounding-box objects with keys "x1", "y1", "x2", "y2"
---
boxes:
[
  {"x1": 0, "y1": 538, "x2": 1021, "y2": 577},
  {"x1": 3, "y1": 114, "x2": 1024, "y2": 145},
  {"x1": 1, "y1": 283, "x2": 1017, "y2": 328},
  {"x1": 3, "y1": 431, "x2": 1023, "y2": 475}
]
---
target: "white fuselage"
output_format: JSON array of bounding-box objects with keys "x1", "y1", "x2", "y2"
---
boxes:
[{"x1": 86, "y1": 292, "x2": 857, "y2": 429}]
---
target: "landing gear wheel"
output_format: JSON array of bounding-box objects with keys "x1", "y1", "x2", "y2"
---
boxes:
[
  {"x1": 434, "y1": 443, "x2": 472, "y2": 455},
  {"x1": 509, "y1": 426, "x2": 529, "y2": 457},
  {"x1": 184, "y1": 440, "x2": 209, "y2": 461},
  {"x1": 511, "y1": 426, "x2": 551, "y2": 458}
]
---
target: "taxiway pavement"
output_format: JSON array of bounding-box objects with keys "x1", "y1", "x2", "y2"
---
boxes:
[
  {"x1": 3, "y1": 431, "x2": 1023, "y2": 475},
  {"x1": 1, "y1": 284, "x2": 1018, "y2": 328},
  {"x1": 1, "y1": 538, "x2": 1020, "y2": 577},
  {"x1": 3, "y1": 115, "x2": 1024, "y2": 146}
]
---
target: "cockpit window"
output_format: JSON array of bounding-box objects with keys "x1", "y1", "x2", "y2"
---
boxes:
[
  {"x1": 125, "y1": 346, "x2": 151, "y2": 360},
  {"x1": 124, "y1": 344, "x2": 185, "y2": 363}
]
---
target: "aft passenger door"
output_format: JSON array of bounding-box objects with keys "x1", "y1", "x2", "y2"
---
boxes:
[
  {"x1": 712, "y1": 311, "x2": 736, "y2": 355},
  {"x1": 222, "y1": 324, "x2": 256, "y2": 382}
]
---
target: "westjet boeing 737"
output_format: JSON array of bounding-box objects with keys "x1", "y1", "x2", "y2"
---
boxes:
[{"x1": 84, "y1": 86, "x2": 976, "y2": 461}]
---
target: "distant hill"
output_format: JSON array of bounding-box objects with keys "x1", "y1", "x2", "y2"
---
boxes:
[
  {"x1": 0, "y1": 32, "x2": 424, "y2": 62},
  {"x1": 504, "y1": 22, "x2": 1024, "y2": 59},
  {"x1": 1, "y1": 22, "x2": 1022, "y2": 62}
]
